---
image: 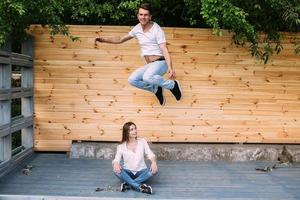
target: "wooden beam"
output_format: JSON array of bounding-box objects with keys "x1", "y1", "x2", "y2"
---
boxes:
[
  {"x1": 0, "y1": 124, "x2": 10, "y2": 137},
  {"x1": 11, "y1": 116, "x2": 33, "y2": 133},
  {"x1": 11, "y1": 57, "x2": 33, "y2": 67},
  {"x1": 0, "y1": 88, "x2": 33, "y2": 100},
  {"x1": 0, "y1": 57, "x2": 10, "y2": 65},
  {"x1": 21, "y1": 36, "x2": 34, "y2": 149},
  {"x1": 0, "y1": 147, "x2": 34, "y2": 178},
  {"x1": 0, "y1": 64, "x2": 11, "y2": 89},
  {"x1": 22, "y1": 126, "x2": 33, "y2": 148},
  {"x1": 0, "y1": 116, "x2": 33, "y2": 137},
  {"x1": 0, "y1": 134, "x2": 11, "y2": 162},
  {"x1": 0, "y1": 40, "x2": 12, "y2": 161},
  {"x1": 0, "y1": 50, "x2": 10, "y2": 57},
  {"x1": 11, "y1": 52, "x2": 32, "y2": 61}
]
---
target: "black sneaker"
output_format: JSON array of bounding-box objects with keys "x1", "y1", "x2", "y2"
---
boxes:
[
  {"x1": 140, "y1": 184, "x2": 152, "y2": 194},
  {"x1": 120, "y1": 182, "x2": 130, "y2": 192},
  {"x1": 155, "y1": 86, "x2": 165, "y2": 106},
  {"x1": 170, "y1": 80, "x2": 182, "y2": 100}
]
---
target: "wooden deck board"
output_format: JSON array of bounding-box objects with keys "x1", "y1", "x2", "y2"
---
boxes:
[{"x1": 0, "y1": 153, "x2": 300, "y2": 199}]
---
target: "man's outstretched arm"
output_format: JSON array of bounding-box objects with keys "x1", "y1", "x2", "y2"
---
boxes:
[{"x1": 95, "y1": 34, "x2": 133, "y2": 44}]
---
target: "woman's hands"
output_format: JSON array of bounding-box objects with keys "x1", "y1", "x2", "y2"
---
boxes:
[
  {"x1": 113, "y1": 162, "x2": 122, "y2": 173},
  {"x1": 114, "y1": 161, "x2": 157, "y2": 175},
  {"x1": 150, "y1": 161, "x2": 158, "y2": 175}
]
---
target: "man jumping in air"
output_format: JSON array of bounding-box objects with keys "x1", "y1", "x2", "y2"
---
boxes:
[{"x1": 95, "y1": 3, "x2": 182, "y2": 106}]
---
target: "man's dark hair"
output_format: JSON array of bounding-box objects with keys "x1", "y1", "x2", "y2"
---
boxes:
[{"x1": 139, "y1": 3, "x2": 152, "y2": 14}]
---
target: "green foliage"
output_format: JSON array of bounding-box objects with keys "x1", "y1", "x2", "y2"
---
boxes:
[
  {"x1": 0, "y1": 0, "x2": 66, "y2": 46},
  {"x1": 200, "y1": 0, "x2": 300, "y2": 63},
  {"x1": 0, "y1": 0, "x2": 299, "y2": 63},
  {"x1": 0, "y1": 0, "x2": 25, "y2": 45}
]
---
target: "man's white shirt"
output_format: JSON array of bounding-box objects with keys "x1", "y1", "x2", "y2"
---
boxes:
[{"x1": 129, "y1": 22, "x2": 166, "y2": 57}]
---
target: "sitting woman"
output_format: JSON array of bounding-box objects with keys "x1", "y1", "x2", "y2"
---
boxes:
[{"x1": 112, "y1": 122, "x2": 158, "y2": 194}]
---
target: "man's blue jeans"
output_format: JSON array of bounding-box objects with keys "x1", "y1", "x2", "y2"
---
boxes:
[
  {"x1": 114, "y1": 168, "x2": 153, "y2": 190},
  {"x1": 128, "y1": 60, "x2": 175, "y2": 94}
]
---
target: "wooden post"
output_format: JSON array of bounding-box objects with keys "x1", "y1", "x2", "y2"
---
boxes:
[
  {"x1": 21, "y1": 36, "x2": 34, "y2": 149},
  {"x1": 0, "y1": 40, "x2": 12, "y2": 162}
]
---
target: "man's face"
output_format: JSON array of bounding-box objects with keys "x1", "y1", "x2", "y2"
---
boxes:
[{"x1": 137, "y1": 8, "x2": 152, "y2": 25}]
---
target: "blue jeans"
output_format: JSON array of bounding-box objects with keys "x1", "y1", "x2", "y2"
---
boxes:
[
  {"x1": 114, "y1": 168, "x2": 153, "y2": 190},
  {"x1": 128, "y1": 61, "x2": 175, "y2": 93}
]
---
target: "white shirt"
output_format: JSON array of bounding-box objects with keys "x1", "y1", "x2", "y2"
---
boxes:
[
  {"x1": 128, "y1": 22, "x2": 166, "y2": 57},
  {"x1": 112, "y1": 138, "x2": 155, "y2": 174}
]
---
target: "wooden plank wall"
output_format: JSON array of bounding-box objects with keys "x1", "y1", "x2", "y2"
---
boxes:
[{"x1": 30, "y1": 25, "x2": 300, "y2": 151}]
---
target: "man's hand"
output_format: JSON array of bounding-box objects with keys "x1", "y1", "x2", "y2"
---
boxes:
[
  {"x1": 95, "y1": 37, "x2": 105, "y2": 43},
  {"x1": 168, "y1": 68, "x2": 176, "y2": 79},
  {"x1": 150, "y1": 161, "x2": 158, "y2": 175},
  {"x1": 113, "y1": 162, "x2": 122, "y2": 174}
]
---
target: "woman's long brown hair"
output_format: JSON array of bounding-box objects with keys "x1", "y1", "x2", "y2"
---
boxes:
[{"x1": 121, "y1": 122, "x2": 136, "y2": 143}]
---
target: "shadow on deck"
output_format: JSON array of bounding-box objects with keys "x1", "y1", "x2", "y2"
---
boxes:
[{"x1": 0, "y1": 153, "x2": 300, "y2": 200}]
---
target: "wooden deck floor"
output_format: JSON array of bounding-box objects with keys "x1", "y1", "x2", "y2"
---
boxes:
[{"x1": 0, "y1": 153, "x2": 300, "y2": 200}]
